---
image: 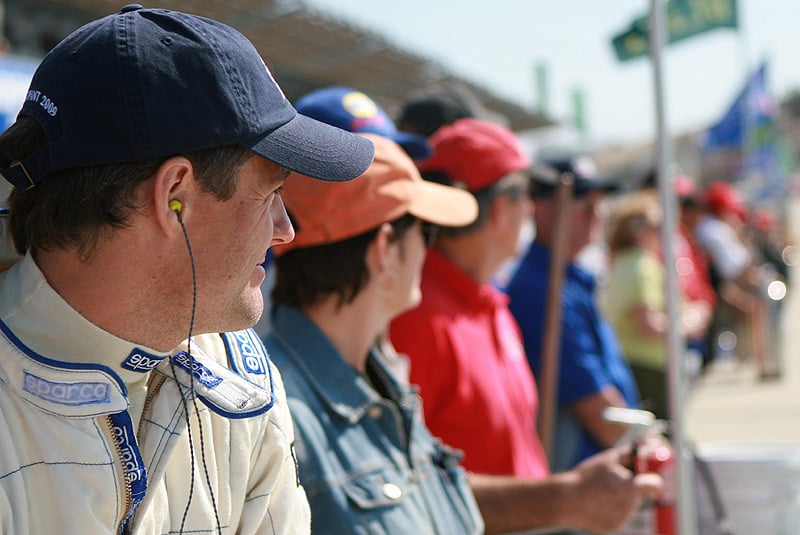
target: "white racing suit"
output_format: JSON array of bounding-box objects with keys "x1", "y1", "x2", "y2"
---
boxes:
[{"x1": 0, "y1": 253, "x2": 310, "y2": 534}]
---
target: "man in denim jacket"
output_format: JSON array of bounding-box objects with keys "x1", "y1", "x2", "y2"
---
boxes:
[{"x1": 264, "y1": 134, "x2": 484, "y2": 533}]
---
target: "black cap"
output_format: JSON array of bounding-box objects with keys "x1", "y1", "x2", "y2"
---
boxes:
[
  {"x1": 528, "y1": 156, "x2": 617, "y2": 198},
  {"x1": 2, "y1": 6, "x2": 374, "y2": 189},
  {"x1": 397, "y1": 89, "x2": 477, "y2": 137}
]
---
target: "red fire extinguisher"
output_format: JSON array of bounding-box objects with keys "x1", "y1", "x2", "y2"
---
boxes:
[
  {"x1": 637, "y1": 440, "x2": 676, "y2": 535},
  {"x1": 619, "y1": 438, "x2": 676, "y2": 535},
  {"x1": 606, "y1": 408, "x2": 675, "y2": 535}
]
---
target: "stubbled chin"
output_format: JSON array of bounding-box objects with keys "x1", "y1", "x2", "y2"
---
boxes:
[
  {"x1": 239, "y1": 285, "x2": 265, "y2": 330},
  {"x1": 251, "y1": 264, "x2": 266, "y2": 286}
]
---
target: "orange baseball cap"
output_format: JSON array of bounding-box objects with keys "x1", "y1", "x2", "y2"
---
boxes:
[
  {"x1": 275, "y1": 134, "x2": 479, "y2": 253},
  {"x1": 419, "y1": 118, "x2": 530, "y2": 191}
]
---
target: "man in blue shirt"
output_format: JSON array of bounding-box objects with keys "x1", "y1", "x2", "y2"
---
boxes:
[{"x1": 506, "y1": 157, "x2": 641, "y2": 472}]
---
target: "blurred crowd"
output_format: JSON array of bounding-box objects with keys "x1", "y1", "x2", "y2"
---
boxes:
[{"x1": 256, "y1": 83, "x2": 795, "y2": 533}]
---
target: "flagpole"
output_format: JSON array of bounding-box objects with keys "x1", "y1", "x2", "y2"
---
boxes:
[
  {"x1": 648, "y1": 1, "x2": 698, "y2": 533},
  {"x1": 736, "y1": 0, "x2": 752, "y2": 179}
]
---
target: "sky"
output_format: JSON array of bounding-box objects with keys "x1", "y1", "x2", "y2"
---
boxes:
[{"x1": 304, "y1": 0, "x2": 800, "y2": 148}]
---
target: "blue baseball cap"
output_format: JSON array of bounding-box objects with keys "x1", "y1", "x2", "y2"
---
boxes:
[
  {"x1": 1, "y1": 5, "x2": 374, "y2": 190},
  {"x1": 294, "y1": 86, "x2": 431, "y2": 160}
]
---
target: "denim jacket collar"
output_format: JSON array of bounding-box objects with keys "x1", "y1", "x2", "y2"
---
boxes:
[{"x1": 270, "y1": 305, "x2": 382, "y2": 423}]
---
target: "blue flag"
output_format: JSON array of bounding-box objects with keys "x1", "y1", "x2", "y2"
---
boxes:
[
  {"x1": 702, "y1": 61, "x2": 772, "y2": 150},
  {"x1": 702, "y1": 61, "x2": 791, "y2": 201}
]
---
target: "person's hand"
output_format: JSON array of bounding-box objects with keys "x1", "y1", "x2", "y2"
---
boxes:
[
  {"x1": 682, "y1": 301, "x2": 712, "y2": 339},
  {"x1": 640, "y1": 432, "x2": 672, "y2": 454},
  {"x1": 567, "y1": 447, "x2": 663, "y2": 533}
]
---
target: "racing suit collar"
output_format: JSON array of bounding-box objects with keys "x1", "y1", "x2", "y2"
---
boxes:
[{"x1": 0, "y1": 252, "x2": 174, "y2": 386}]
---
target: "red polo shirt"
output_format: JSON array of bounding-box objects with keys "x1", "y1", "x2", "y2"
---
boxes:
[
  {"x1": 676, "y1": 225, "x2": 716, "y2": 309},
  {"x1": 390, "y1": 250, "x2": 550, "y2": 478}
]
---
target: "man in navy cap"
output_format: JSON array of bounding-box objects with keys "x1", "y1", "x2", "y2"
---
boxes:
[
  {"x1": 0, "y1": 5, "x2": 372, "y2": 533},
  {"x1": 506, "y1": 156, "x2": 642, "y2": 472}
]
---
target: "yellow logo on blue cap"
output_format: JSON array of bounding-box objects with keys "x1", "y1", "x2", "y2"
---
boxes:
[{"x1": 342, "y1": 91, "x2": 379, "y2": 119}]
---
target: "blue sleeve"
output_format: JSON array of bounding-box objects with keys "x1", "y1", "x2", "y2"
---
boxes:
[
  {"x1": 506, "y1": 268, "x2": 547, "y2": 382},
  {"x1": 556, "y1": 296, "x2": 612, "y2": 406}
]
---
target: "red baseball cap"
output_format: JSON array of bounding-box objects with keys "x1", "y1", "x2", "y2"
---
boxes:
[
  {"x1": 702, "y1": 181, "x2": 747, "y2": 221},
  {"x1": 751, "y1": 209, "x2": 776, "y2": 231},
  {"x1": 275, "y1": 134, "x2": 479, "y2": 253},
  {"x1": 419, "y1": 118, "x2": 530, "y2": 191}
]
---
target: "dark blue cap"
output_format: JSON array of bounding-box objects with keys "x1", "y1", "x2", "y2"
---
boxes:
[
  {"x1": 528, "y1": 156, "x2": 617, "y2": 198},
  {"x1": 1, "y1": 5, "x2": 374, "y2": 189},
  {"x1": 295, "y1": 86, "x2": 431, "y2": 160}
]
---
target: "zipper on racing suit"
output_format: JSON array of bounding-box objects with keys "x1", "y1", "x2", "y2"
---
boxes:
[
  {"x1": 100, "y1": 373, "x2": 164, "y2": 533},
  {"x1": 101, "y1": 414, "x2": 136, "y2": 534}
]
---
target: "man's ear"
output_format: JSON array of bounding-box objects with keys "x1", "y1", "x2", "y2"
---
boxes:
[
  {"x1": 488, "y1": 194, "x2": 511, "y2": 229},
  {"x1": 366, "y1": 223, "x2": 395, "y2": 274},
  {"x1": 150, "y1": 156, "x2": 197, "y2": 233}
]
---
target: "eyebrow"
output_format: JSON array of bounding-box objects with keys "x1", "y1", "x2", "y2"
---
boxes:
[
  {"x1": 268, "y1": 166, "x2": 291, "y2": 188},
  {"x1": 257, "y1": 164, "x2": 290, "y2": 194}
]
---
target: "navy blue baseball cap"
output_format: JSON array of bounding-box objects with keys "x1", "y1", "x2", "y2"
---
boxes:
[
  {"x1": 1, "y1": 5, "x2": 374, "y2": 190},
  {"x1": 294, "y1": 86, "x2": 431, "y2": 160},
  {"x1": 528, "y1": 156, "x2": 617, "y2": 198}
]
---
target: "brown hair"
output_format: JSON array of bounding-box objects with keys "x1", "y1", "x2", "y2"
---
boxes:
[
  {"x1": 0, "y1": 117, "x2": 252, "y2": 259},
  {"x1": 272, "y1": 214, "x2": 417, "y2": 310},
  {"x1": 606, "y1": 190, "x2": 662, "y2": 255}
]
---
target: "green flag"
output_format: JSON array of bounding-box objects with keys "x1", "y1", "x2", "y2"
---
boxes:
[
  {"x1": 571, "y1": 87, "x2": 587, "y2": 137},
  {"x1": 612, "y1": 0, "x2": 738, "y2": 62}
]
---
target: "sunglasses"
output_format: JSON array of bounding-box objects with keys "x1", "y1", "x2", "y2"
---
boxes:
[{"x1": 421, "y1": 222, "x2": 440, "y2": 248}]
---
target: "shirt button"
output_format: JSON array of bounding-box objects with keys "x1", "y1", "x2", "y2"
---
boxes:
[
  {"x1": 368, "y1": 405, "x2": 382, "y2": 419},
  {"x1": 382, "y1": 482, "x2": 402, "y2": 500}
]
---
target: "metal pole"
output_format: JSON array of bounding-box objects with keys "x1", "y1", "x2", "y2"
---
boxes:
[
  {"x1": 649, "y1": 0, "x2": 698, "y2": 533},
  {"x1": 538, "y1": 172, "x2": 574, "y2": 462}
]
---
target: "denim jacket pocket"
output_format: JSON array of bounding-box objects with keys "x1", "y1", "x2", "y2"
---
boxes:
[{"x1": 341, "y1": 472, "x2": 410, "y2": 510}]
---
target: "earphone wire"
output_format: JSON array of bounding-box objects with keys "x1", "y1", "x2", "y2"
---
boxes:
[{"x1": 169, "y1": 208, "x2": 222, "y2": 535}]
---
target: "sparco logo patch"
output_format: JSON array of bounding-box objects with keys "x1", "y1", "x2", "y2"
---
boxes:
[
  {"x1": 121, "y1": 349, "x2": 165, "y2": 373},
  {"x1": 233, "y1": 330, "x2": 268, "y2": 375},
  {"x1": 172, "y1": 352, "x2": 223, "y2": 388},
  {"x1": 23, "y1": 371, "x2": 110, "y2": 406}
]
